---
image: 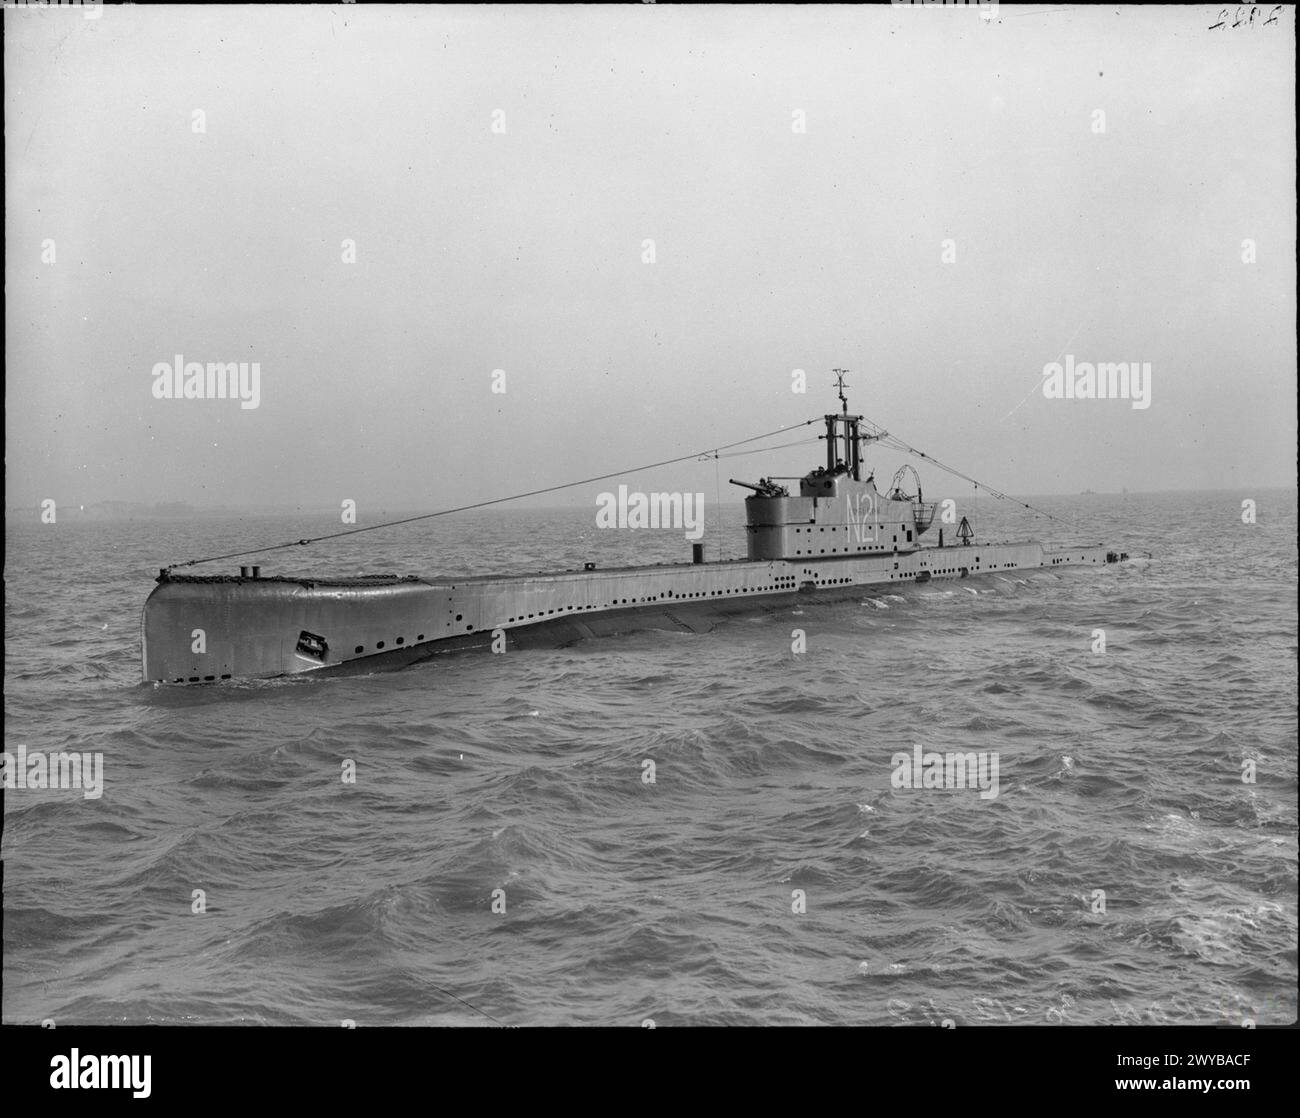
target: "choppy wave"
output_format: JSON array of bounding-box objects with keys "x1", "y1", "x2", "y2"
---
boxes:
[{"x1": 3, "y1": 491, "x2": 1297, "y2": 1025}]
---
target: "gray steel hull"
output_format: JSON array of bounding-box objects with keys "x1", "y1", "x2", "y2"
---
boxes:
[{"x1": 141, "y1": 540, "x2": 1117, "y2": 685}]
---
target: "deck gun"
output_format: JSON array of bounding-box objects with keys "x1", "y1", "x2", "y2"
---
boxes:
[{"x1": 729, "y1": 477, "x2": 789, "y2": 498}]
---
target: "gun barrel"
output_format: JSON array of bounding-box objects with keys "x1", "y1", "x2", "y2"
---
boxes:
[{"x1": 728, "y1": 478, "x2": 763, "y2": 493}]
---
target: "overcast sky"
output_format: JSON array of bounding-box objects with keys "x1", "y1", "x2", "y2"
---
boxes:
[{"x1": 6, "y1": 3, "x2": 1296, "y2": 512}]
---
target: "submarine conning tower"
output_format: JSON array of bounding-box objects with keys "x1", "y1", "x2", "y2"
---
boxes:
[{"x1": 733, "y1": 372, "x2": 937, "y2": 562}]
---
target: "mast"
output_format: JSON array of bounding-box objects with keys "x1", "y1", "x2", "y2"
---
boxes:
[
  {"x1": 824, "y1": 369, "x2": 866, "y2": 480},
  {"x1": 834, "y1": 368, "x2": 850, "y2": 415}
]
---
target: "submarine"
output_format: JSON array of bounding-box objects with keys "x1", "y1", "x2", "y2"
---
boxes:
[{"x1": 141, "y1": 375, "x2": 1130, "y2": 685}]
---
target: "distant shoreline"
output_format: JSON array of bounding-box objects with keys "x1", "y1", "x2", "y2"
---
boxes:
[{"x1": 5, "y1": 487, "x2": 1297, "y2": 523}]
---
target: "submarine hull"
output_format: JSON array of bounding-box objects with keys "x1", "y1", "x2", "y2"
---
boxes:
[{"x1": 142, "y1": 540, "x2": 1117, "y2": 685}]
